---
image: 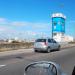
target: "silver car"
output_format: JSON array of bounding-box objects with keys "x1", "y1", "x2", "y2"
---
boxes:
[
  {"x1": 34, "y1": 38, "x2": 60, "y2": 52},
  {"x1": 24, "y1": 61, "x2": 66, "y2": 75}
]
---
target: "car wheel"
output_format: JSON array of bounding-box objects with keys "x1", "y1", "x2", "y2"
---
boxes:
[
  {"x1": 47, "y1": 47, "x2": 51, "y2": 53},
  {"x1": 57, "y1": 46, "x2": 60, "y2": 51},
  {"x1": 34, "y1": 49, "x2": 37, "y2": 52}
]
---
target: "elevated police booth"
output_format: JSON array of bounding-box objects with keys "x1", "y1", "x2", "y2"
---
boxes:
[{"x1": 52, "y1": 13, "x2": 66, "y2": 43}]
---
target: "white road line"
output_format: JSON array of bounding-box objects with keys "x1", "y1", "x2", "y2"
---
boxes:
[{"x1": 0, "y1": 65, "x2": 6, "y2": 68}]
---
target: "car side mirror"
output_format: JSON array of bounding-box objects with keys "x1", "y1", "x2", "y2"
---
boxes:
[
  {"x1": 72, "y1": 66, "x2": 75, "y2": 75},
  {"x1": 25, "y1": 62, "x2": 57, "y2": 75}
]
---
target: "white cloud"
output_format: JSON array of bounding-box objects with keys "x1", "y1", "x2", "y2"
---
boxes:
[
  {"x1": 32, "y1": 23, "x2": 50, "y2": 29},
  {"x1": 11, "y1": 22, "x2": 26, "y2": 26},
  {"x1": 0, "y1": 26, "x2": 8, "y2": 32},
  {"x1": 0, "y1": 18, "x2": 10, "y2": 26},
  {"x1": 24, "y1": 31, "x2": 47, "y2": 37},
  {"x1": 0, "y1": 18, "x2": 7, "y2": 22},
  {"x1": 0, "y1": 17, "x2": 51, "y2": 39},
  {"x1": 11, "y1": 21, "x2": 34, "y2": 26},
  {"x1": 11, "y1": 21, "x2": 50, "y2": 29},
  {"x1": 0, "y1": 26, "x2": 17, "y2": 34}
]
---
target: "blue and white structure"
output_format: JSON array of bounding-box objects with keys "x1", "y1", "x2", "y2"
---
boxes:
[{"x1": 52, "y1": 13, "x2": 66, "y2": 42}]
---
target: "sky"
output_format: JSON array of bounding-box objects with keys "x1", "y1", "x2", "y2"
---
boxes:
[{"x1": 0, "y1": 0, "x2": 75, "y2": 39}]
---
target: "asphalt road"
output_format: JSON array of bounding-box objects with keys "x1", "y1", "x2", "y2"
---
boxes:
[{"x1": 0, "y1": 47, "x2": 75, "y2": 75}]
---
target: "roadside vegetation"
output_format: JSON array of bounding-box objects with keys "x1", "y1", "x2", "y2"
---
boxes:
[
  {"x1": 0, "y1": 40, "x2": 75, "y2": 52},
  {"x1": 0, "y1": 41, "x2": 34, "y2": 52}
]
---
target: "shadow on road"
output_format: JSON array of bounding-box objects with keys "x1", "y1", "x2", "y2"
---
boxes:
[{"x1": 34, "y1": 49, "x2": 59, "y2": 53}]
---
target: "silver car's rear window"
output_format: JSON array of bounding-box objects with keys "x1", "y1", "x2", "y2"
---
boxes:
[{"x1": 36, "y1": 39, "x2": 46, "y2": 42}]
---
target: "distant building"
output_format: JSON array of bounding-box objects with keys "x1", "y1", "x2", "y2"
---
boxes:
[
  {"x1": 64, "y1": 35, "x2": 74, "y2": 42},
  {"x1": 8, "y1": 39, "x2": 13, "y2": 43},
  {"x1": 0, "y1": 39, "x2": 5, "y2": 44}
]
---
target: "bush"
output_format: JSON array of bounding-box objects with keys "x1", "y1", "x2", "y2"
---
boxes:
[
  {"x1": 68, "y1": 42, "x2": 75, "y2": 44},
  {"x1": 11, "y1": 41, "x2": 20, "y2": 43}
]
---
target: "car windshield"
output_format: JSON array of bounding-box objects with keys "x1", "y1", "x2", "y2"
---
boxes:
[{"x1": 0, "y1": 0, "x2": 75, "y2": 75}]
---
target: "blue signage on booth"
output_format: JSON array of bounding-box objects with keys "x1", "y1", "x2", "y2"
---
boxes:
[{"x1": 52, "y1": 17, "x2": 65, "y2": 33}]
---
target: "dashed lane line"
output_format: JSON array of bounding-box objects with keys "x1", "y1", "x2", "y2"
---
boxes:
[{"x1": 0, "y1": 65, "x2": 6, "y2": 68}]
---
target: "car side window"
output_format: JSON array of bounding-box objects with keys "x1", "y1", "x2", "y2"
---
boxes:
[
  {"x1": 52, "y1": 39, "x2": 57, "y2": 43},
  {"x1": 48, "y1": 39, "x2": 52, "y2": 43}
]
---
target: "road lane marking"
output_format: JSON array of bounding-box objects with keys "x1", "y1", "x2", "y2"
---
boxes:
[{"x1": 0, "y1": 65, "x2": 6, "y2": 68}]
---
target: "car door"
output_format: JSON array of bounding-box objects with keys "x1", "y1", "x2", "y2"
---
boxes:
[
  {"x1": 48, "y1": 39, "x2": 54, "y2": 49},
  {"x1": 52, "y1": 39, "x2": 58, "y2": 49}
]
